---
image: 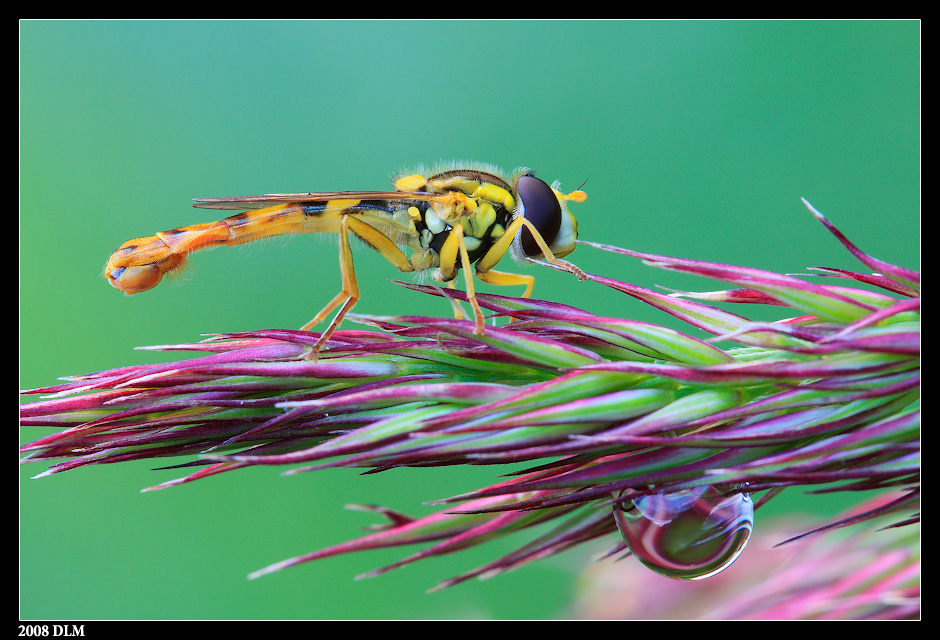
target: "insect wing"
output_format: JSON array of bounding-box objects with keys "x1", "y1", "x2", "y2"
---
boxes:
[{"x1": 193, "y1": 191, "x2": 445, "y2": 210}]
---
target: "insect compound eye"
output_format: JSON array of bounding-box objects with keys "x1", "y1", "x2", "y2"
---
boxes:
[{"x1": 517, "y1": 174, "x2": 562, "y2": 257}]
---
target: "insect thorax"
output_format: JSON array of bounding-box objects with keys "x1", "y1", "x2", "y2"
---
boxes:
[{"x1": 411, "y1": 187, "x2": 515, "y2": 268}]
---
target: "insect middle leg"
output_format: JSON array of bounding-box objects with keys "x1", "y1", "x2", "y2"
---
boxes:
[
  {"x1": 301, "y1": 215, "x2": 415, "y2": 357},
  {"x1": 438, "y1": 224, "x2": 488, "y2": 334}
]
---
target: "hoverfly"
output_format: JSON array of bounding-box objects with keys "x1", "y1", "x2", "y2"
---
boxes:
[{"x1": 104, "y1": 162, "x2": 587, "y2": 356}]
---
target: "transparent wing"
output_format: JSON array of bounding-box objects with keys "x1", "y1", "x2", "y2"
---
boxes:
[{"x1": 193, "y1": 191, "x2": 446, "y2": 210}]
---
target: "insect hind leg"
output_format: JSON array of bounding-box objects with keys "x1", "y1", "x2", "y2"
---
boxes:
[{"x1": 301, "y1": 215, "x2": 417, "y2": 358}]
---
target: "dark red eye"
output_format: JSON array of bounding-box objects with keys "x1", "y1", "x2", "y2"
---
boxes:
[{"x1": 517, "y1": 175, "x2": 561, "y2": 257}]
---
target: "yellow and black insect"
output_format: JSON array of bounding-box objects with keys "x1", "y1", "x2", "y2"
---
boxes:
[{"x1": 104, "y1": 162, "x2": 587, "y2": 355}]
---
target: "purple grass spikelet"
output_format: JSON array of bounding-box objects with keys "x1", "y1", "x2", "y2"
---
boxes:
[{"x1": 21, "y1": 200, "x2": 919, "y2": 614}]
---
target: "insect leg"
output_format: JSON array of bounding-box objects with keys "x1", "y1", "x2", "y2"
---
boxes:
[
  {"x1": 477, "y1": 215, "x2": 587, "y2": 282},
  {"x1": 301, "y1": 214, "x2": 360, "y2": 358},
  {"x1": 442, "y1": 281, "x2": 470, "y2": 321},
  {"x1": 474, "y1": 269, "x2": 535, "y2": 297},
  {"x1": 301, "y1": 215, "x2": 418, "y2": 356},
  {"x1": 438, "y1": 225, "x2": 486, "y2": 334},
  {"x1": 472, "y1": 269, "x2": 536, "y2": 325},
  {"x1": 343, "y1": 216, "x2": 415, "y2": 273}
]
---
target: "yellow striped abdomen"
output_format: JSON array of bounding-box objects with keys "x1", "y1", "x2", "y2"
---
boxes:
[{"x1": 104, "y1": 203, "x2": 309, "y2": 294}]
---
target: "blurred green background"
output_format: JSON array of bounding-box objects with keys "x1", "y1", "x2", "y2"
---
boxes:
[{"x1": 20, "y1": 20, "x2": 919, "y2": 619}]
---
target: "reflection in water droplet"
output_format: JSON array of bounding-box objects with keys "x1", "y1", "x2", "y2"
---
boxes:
[{"x1": 612, "y1": 486, "x2": 754, "y2": 580}]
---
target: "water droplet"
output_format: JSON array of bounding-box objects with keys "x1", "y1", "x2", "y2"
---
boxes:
[{"x1": 612, "y1": 486, "x2": 753, "y2": 580}]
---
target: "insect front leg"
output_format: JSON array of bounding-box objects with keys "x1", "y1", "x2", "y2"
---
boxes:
[
  {"x1": 475, "y1": 269, "x2": 535, "y2": 298},
  {"x1": 478, "y1": 215, "x2": 587, "y2": 285}
]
